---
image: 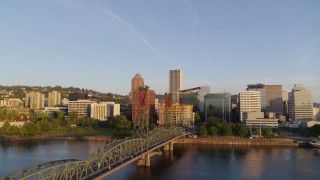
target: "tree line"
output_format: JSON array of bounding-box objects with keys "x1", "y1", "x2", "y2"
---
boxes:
[
  {"x1": 197, "y1": 116, "x2": 276, "y2": 138},
  {"x1": 0, "y1": 108, "x2": 133, "y2": 138}
]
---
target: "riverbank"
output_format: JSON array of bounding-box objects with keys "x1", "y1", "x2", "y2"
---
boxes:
[
  {"x1": 177, "y1": 137, "x2": 308, "y2": 147},
  {"x1": 0, "y1": 135, "x2": 310, "y2": 147},
  {"x1": 0, "y1": 135, "x2": 113, "y2": 142}
]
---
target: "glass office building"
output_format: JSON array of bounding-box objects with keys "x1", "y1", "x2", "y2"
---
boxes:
[
  {"x1": 180, "y1": 92, "x2": 199, "y2": 111},
  {"x1": 204, "y1": 93, "x2": 231, "y2": 122}
]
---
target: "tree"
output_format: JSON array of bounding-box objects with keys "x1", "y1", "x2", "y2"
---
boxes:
[
  {"x1": 310, "y1": 124, "x2": 320, "y2": 137},
  {"x1": 22, "y1": 122, "x2": 39, "y2": 136},
  {"x1": 221, "y1": 124, "x2": 233, "y2": 136},
  {"x1": 207, "y1": 116, "x2": 227, "y2": 135},
  {"x1": 38, "y1": 120, "x2": 50, "y2": 131},
  {"x1": 252, "y1": 128, "x2": 260, "y2": 136},
  {"x1": 106, "y1": 115, "x2": 132, "y2": 138},
  {"x1": 1, "y1": 121, "x2": 11, "y2": 134},
  {"x1": 262, "y1": 128, "x2": 273, "y2": 138},
  {"x1": 199, "y1": 125, "x2": 207, "y2": 137},
  {"x1": 8, "y1": 125, "x2": 20, "y2": 135},
  {"x1": 233, "y1": 123, "x2": 248, "y2": 137},
  {"x1": 194, "y1": 113, "x2": 201, "y2": 126},
  {"x1": 208, "y1": 126, "x2": 218, "y2": 136}
]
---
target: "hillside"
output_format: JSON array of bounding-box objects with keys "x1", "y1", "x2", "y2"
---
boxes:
[{"x1": 0, "y1": 85, "x2": 129, "y2": 104}]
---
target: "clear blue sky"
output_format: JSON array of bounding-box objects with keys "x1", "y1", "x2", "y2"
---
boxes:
[{"x1": 0, "y1": 0, "x2": 319, "y2": 102}]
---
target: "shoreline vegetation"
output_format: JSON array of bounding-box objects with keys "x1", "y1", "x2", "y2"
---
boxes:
[{"x1": 0, "y1": 127, "x2": 114, "y2": 142}]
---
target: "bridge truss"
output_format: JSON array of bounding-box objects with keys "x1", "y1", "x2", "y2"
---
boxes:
[{"x1": 1, "y1": 126, "x2": 184, "y2": 180}]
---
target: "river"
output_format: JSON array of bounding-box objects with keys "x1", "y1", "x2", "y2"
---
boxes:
[{"x1": 1, "y1": 140, "x2": 320, "y2": 180}]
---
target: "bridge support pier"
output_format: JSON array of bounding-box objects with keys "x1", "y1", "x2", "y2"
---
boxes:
[
  {"x1": 164, "y1": 142, "x2": 175, "y2": 151},
  {"x1": 137, "y1": 151, "x2": 162, "y2": 167}
]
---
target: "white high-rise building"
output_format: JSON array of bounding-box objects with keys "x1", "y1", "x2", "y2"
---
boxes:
[
  {"x1": 90, "y1": 102, "x2": 120, "y2": 121},
  {"x1": 169, "y1": 70, "x2": 184, "y2": 104},
  {"x1": 25, "y1": 92, "x2": 45, "y2": 110},
  {"x1": 48, "y1": 91, "x2": 61, "y2": 107},
  {"x1": 240, "y1": 91, "x2": 261, "y2": 121},
  {"x1": 288, "y1": 84, "x2": 313, "y2": 121},
  {"x1": 90, "y1": 103, "x2": 108, "y2": 120}
]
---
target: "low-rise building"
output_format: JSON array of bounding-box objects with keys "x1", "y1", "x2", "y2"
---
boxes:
[
  {"x1": 157, "y1": 103, "x2": 194, "y2": 127},
  {"x1": 68, "y1": 100, "x2": 94, "y2": 117},
  {"x1": 34, "y1": 107, "x2": 67, "y2": 118},
  {"x1": 243, "y1": 111, "x2": 278, "y2": 128},
  {"x1": 0, "y1": 115, "x2": 29, "y2": 128},
  {"x1": 0, "y1": 98, "x2": 23, "y2": 107},
  {"x1": 299, "y1": 120, "x2": 320, "y2": 128}
]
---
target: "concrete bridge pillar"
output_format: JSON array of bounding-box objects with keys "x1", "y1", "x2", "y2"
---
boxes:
[
  {"x1": 169, "y1": 142, "x2": 174, "y2": 151},
  {"x1": 164, "y1": 142, "x2": 175, "y2": 151},
  {"x1": 137, "y1": 151, "x2": 162, "y2": 167},
  {"x1": 164, "y1": 143, "x2": 169, "y2": 151}
]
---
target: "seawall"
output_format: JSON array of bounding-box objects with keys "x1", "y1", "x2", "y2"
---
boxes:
[{"x1": 177, "y1": 137, "x2": 302, "y2": 147}]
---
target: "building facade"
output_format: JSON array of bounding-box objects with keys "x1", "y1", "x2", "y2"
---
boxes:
[
  {"x1": 240, "y1": 91, "x2": 261, "y2": 121},
  {"x1": 313, "y1": 107, "x2": 320, "y2": 121},
  {"x1": 288, "y1": 84, "x2": 313, "y2": 121},
  {"x1": 129, "y1": 74, "x2": 144, "y2": 101},
  {"x1": 25, "y1": 92, "x2": 45, "y2": 110},
  {"x1": 90, "y1": 103, "x2": 108, "y2": 120},
  {"x1": 68, "y1": 100, "x2": 93, "y2": 117},
  {"x1": 180, "y1": 92, "x2": 199, "y2": 111},
  {"x1": 90, "y1": 102, "x2": 121, "y2": 120},
  {"x1": 204, "y1": 93, "x2": 231, "y2": 122},
  {"x1": 131, "y1": 88, "x2": 155, "y2": 123},
  {"x1": 169, "y1": 70, "x2": 184, "y2": 104},
  {"x1": 0, "y1": 98, "x2": 23, "y2": 107},
  {"x1": 157, "y1": 103, "x2": 194, "y2": 126},
  {"x1": 243, "y1": 112, "x2": 278, "y2": 128},
  {"x1": 48, "y1": 91, "x2": 61, "y2": 107},
  {"x1": 247, "y1": 83, "x2": 283, "y2": 116},
  {"x1": 198, "y1": 86, "x2": 211, "y2": 113},
  {"x1": 34, "y1": 107, "x2": 67, "y2": 118},
  {"x1": 68, "y1": 93, "x2": 88, "y2": 101},
  {"x1": 131, "y1": 73, "x2": 144, "y2": 92}
]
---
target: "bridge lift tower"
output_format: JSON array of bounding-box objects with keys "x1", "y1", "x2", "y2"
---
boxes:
[{"x1": 132, "y1": 86, "x2": 150, "y2": 139}]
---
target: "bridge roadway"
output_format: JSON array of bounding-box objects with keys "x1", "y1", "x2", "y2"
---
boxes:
[{"x1": 1, "y1": 126, "x2": 191, "y2": 180}]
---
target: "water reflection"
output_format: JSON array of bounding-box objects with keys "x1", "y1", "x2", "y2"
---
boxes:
[
  {"x1": 108, "y1": 144, "x2": 320, "y2": 180},
  {"x1": 2, "y1": 141, "x2": 320, "y2": 180},
  {"x1": 0, "y1": 140, "x2": 105, "y2": 176}
]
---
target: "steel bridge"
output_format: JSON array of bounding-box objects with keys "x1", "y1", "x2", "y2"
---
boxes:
[{"x1": 1, "y1": 126, "x2": 189, "y2": 180}]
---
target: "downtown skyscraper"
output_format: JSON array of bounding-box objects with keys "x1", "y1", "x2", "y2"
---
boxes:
[
  {"x1": 247, "y1": 83, "x2": 283, "y2": 116},
  {"x1": 169, "y1": 70, "x2": 184, "y2": 104},
  {"x1": 288, "y1": 84, "x2": 313, "y2": 121},
  {"x1": 130, "y1": 74, "x2": 155, "y2": 123}
]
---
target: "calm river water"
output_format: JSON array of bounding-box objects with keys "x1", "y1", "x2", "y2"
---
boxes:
[{"x1": 1, "y1": 140, "x2": 320, "y2": 180}]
